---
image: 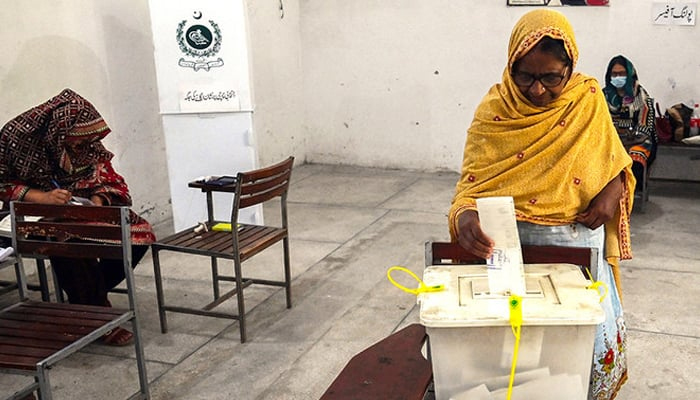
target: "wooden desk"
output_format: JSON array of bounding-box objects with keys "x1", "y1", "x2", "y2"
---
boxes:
[{"x1": 188, "y1": 177, "x2": 238, "y2": 225}]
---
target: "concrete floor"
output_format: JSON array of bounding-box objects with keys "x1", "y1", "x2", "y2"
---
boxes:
[{"x1": 1, "y1": 163, "x2": 699, "y2": 399}]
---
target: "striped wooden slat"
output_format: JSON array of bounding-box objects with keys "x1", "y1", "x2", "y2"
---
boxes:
[
  {"x1": 153, "y1": 225, "x2": 287, "y2": 263},
  {"x1": 0, "y1": 302, "x2": 123, "y2": 371}
]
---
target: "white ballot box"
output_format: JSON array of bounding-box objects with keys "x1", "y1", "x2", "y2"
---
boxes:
[{"x1": 419, "y1": 263, "x2": 604, "y2": 400}]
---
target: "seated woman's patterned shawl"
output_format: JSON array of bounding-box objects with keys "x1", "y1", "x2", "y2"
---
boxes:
[{"x1": 0, "y1": 88, "x2": 155, "y2": 244}]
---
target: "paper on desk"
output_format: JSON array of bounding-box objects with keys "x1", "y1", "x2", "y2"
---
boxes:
[
  {"x1": 682, "y1": 135, "x2": 700, "y2": 145},
  {"x1": 0, "y1": 214, "x2": 41, "y2": 236},
  {"x1": 476, "y1": 197, "x2": 525, "y2": 296},
  {"x1": 69, "y1": 196, "x2": 95, "y2": 206},
  {"x1": 0, "y1": 246, "x2": 14, "y2": 262}
]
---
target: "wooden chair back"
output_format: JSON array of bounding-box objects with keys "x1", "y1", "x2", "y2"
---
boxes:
[
  {"x1": 425, "y1": 241, "x2": 597, "y2": 276},
  {"x1": 236, "y1": 156, "x2": 294, "y2": 209},
  {"x1": 231, "y1": 156, "x2": 294, "y2": 229}
]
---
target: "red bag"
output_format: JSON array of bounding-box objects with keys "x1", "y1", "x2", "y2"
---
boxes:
[{"x1": 655, "y1": 102, "x2": 673, "y2": 144}]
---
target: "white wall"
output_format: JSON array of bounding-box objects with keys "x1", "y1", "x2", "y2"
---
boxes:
[
  {"x1": 0, "y1": 0, "x2": 172, "y2": 231},
  {"x1": 246, "y1": 1, "x2": 306, "y2": 166},
  {"x1": 299, "y1": 0, "x2": 700, "y2": 171},
  {"x1": 0, "y1": 0, "x2": 306, "y2": 234}
]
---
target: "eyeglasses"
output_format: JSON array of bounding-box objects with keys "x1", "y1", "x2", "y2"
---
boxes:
[{"x1": 512, "y1": 67, "x2": 568, "y2": 88}]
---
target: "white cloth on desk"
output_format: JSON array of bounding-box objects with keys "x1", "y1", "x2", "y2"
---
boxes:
[
  {"x1": 0, "y1": 246, "x2": 13, "y2": 261},
  {"x1": 682, "y1": 135, "x2": 700, "y2": 145}
]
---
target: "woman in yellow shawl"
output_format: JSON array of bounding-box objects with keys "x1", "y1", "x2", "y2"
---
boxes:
[{"x1": 449, "y1": 9, "x2": 632, "y2": 400}]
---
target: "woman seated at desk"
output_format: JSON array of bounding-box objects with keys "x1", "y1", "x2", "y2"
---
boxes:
[{"x1": 0, "y1": 88, "x2": 155, "y2": 346}]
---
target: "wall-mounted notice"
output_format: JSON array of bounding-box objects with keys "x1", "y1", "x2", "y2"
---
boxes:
[
  {"x1": 652, "y1": 2, "x2": 696, "y2": 25},
  {"x1": 149, "y1": 0, "x2": 253, "y2": 113},
  {"x1": 507, "y1": 0, "x2": 609, "y2": 6}
]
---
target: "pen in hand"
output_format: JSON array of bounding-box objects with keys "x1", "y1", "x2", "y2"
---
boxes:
[
  {"x1": 50, "y1": 179, "x2": 74, "y2": 204},
  {"x1": 50, "y1": 179, "x2": 94, "y2": 206}
]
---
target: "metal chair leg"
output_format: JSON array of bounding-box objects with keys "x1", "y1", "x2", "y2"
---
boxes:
[
  {"x1": 151, "y1": 248, "x2": 169, "y2": 333},
  {"x1": 233, "y1": 258, "x2": 247, "y2": 343},
  {"x1": 283, "y1": 236, "x2": 292, "y2": 308}
]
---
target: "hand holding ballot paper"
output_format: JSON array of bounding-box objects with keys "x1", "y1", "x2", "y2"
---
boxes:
[{"x1": 476, "y1": 197, "x2": 525, "y2": 296}]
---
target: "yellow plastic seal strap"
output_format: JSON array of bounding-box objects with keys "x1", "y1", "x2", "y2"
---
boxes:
[
  {"x1": 386, "y1": 266, "x2": 444, "y2": 296},
  {"x1": 583, "y1": 267, "x2": 608, "y2": 303},
  {"x1": 588, "y1": 281, "x2": 608, "y2": 303},
  {"x1": 507, "y1": 294, "x2": 523, "y2": 400}
]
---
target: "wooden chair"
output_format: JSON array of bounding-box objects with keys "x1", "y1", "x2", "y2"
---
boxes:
[
  {"x1": 151, "y1": 156, "x2": 294, "y2": 343},
  {"x1": 0, "y1": 202, "x2": 149, "y2": 400},
  {"x1": 320, "y1": 241, "x2": 598, "y2": 400}
]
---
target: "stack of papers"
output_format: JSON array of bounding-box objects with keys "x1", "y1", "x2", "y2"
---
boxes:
[{"x1": 450, "y1": 368, "x2": 583, "y2": 400}]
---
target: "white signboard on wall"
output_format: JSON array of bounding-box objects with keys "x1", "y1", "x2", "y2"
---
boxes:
[
  {"x1": 149, "y1": 0, "x2": 260, "y2": 231},
  {"x1": 507, "y1": 0, "x2": 609, "y2": 5},
  {"x1": 149, "y1": 0, "x2": 253, "y2": 113},
  {"x1": 652, "y1": 2, "x2": 696, "y2": 25}
]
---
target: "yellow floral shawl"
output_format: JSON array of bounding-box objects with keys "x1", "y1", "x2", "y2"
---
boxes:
[{"x1": 449, "y1": 9, "x2": 634, "y2": 287}]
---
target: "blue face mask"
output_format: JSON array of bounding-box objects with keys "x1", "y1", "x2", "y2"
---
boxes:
[{"x1": 611, "y1": 76, "x2": 627, "y2": 88}]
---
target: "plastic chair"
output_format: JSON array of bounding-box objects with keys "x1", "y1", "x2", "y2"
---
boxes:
[
  {"x1": 151, "y1": 157, "x2": 294, "y2": 343},
  {"x1": 0, "y1": 202, "x2": 149, "y2": 400}
]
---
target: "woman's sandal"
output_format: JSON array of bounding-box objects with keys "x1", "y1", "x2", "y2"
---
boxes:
[{"x1": 101, "y1": 327, "x2": 134, "y2": 346}]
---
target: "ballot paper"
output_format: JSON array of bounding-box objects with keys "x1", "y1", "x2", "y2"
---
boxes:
[
  {"x1": 489, "y1": 373, "x2": 583, "y2": 400},
  {"x1": 69, "y1": 196, "x2": 95, "y2": 206},
  {"x1": 450, "y1": 369, "x2": 584, "y2": 400},
  {"x1": 475, "y1": 197, "x2": 525, "y2": 296}
]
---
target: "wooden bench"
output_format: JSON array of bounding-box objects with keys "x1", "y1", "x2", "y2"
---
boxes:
[
  {"x1": 650, "y1": 142, "x2": 700, "y2": 182},
  {"x1": 320, "y1": 323, "x2": 432, "y2": 400}
]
